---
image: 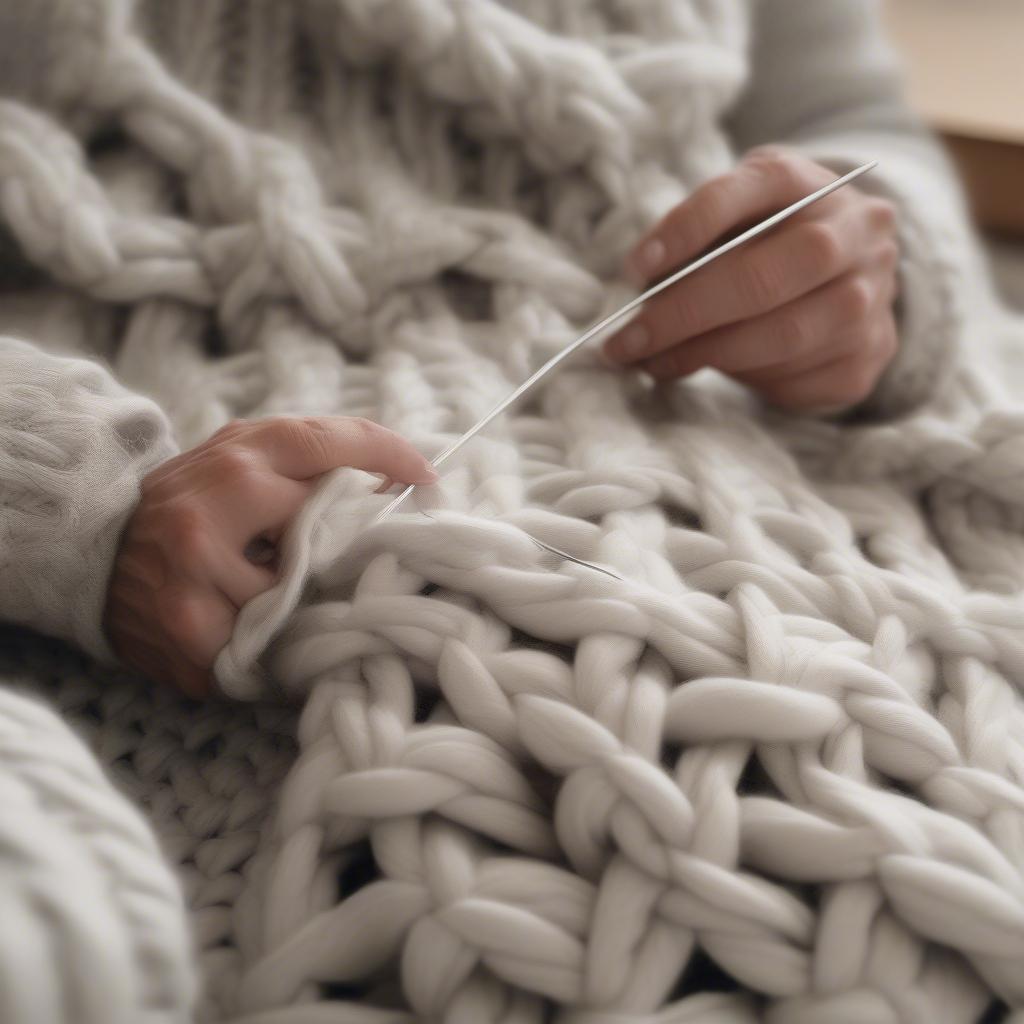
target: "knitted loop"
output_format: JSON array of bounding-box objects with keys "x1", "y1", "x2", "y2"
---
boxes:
[{"x1": 0, "y1": 682, "x2": 195, "y2": 1022}]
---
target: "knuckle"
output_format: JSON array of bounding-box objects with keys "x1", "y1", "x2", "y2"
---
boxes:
[
  {"x1": 747, "y1": 145, "x2": 805, "y2": 190},
  {"x1": 803, "y1": 222, "x2": 844, "y2": 274},
  {"x1": 276, "y1": 419, "x2": 310, "y2": 455},
  {"x1": 693, "y1": 178, "x2": 734, "y2": 238},
  {"x1": 297, "y1": 429, "x2": 332, "y2": 466},
  {"x1": 279, "y1": 415, "x2": 331, "y2": 452},
  {"x1": 746, "y1": 143, "x2": 791, "y2": 170},
  {"x1": 209, "y1": 445, "x2": 261, "y2": 484},
  {"x1": 307, "y1": 415, "x2": 388, "y2": 455},
  {"x1": 867, "y1": 197, "x2": 898, "y2": 233},
  {"x1": 296, "y1": 415, "x2": 329, "y2": 435},
  {"x1": 838, "y1": 276, "x2": 875, "y2": 322},
  {"x1": 265, "y1": 415, "x2": 305, "y2": 443},
  {"x1": 290, "y1": 413, "x2": 333, "y2": 442},
  {"x1": 877, "y1": 239, "x2": 900, "y2": 272},
  {"x1": 346, "y1": 416, "x2": 382, "y2": 442},
  {"x1": 284, "y1": 417, "x2": 342, "y2": 469}
]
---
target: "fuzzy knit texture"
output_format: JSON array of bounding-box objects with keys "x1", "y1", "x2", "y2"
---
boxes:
[
  {"x1": 1, "y1": 1, "x2": 1024, "y2": 1022},
  {"x1": 0, "y1": 336, "x2": 179, "y2": 663}
]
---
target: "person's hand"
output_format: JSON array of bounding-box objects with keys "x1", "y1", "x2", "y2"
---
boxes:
[
  {"x1": 602, "y1": 146, "x2": 901, "y2": 413},
  {"x1": 103, "y1": 416, "x2": 437, "y2": 698}
]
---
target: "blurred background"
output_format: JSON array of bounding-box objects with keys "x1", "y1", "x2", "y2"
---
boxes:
[{"x1": 882, "y1": 0, "x2": 1024, "y2": 312}]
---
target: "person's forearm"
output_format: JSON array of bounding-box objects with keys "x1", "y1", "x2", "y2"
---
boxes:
[
  {"x1": 0, "y1": 336, "x2": 179, "y2": 663},
  {"x1": 729, "y1": 0, "x2": 987, "y2": 419}
]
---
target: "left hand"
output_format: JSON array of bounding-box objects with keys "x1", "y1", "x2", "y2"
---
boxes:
[
  {"x1": 104, "y1": 415, "x2": 437, "y2": 698},
  {"x1": 602, "y1": 146, "x2": 901, "y2": 413}
]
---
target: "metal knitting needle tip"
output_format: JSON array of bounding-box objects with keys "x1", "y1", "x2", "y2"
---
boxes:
[
  {"x1": 372, "y1": 161, "x2": 878, "y2": 523},
  {"x1": 374, "y1": 483, "x2": 417, "y2": 523},
  {"x1": 410, "y1": 509, "x2": 624, "y2": 581},
  {"x1": 527, "y1": 536, "x2": 624, "y2": 581}
]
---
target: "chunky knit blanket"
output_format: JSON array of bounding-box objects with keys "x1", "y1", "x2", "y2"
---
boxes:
[{"x1": 3, "y1": 2, "x2": 1024, "y2": 1022}]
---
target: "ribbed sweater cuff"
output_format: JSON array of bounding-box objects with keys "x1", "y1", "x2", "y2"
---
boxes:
[{"x1": 0, "y1": 336, "x2": 179, "y2": 664}]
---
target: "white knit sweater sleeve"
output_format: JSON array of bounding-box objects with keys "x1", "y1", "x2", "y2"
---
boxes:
[
  {"x1": 729, "y1": 0, "x2": 988, "y2": 419},
  {"x1": 0, "y1": 335, "x2": 178, "y2": 664}
]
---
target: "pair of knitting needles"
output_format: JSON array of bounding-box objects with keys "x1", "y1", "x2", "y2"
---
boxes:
[{"x1": 374, "y1": 161, "x2": 877, "y2": 577}]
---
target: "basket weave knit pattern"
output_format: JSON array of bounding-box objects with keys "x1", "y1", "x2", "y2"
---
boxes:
[{"x1": 2, "y1": 1, "x2": 1024, "y2": 1021}]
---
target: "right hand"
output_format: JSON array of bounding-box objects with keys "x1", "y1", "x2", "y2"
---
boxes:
[{"x1": 103, "y1": 416, "x2": 437, "y2": 698}]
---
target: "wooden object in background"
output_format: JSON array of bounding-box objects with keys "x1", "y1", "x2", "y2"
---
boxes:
[
  {"x1": 942, "y1": 136, "x2": 1024, "y2": 238},
  {"x1": 882, "y1": 0, "x2": 1024, "y2": 236}
]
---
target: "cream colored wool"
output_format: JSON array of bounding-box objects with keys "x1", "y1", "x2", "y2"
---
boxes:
[
  {"x1": 2, "y1": 1, "x2": 1024, "y2": 1022},
  {"x1": 0, "y1": 676, "x2": 196, "y2": 1022}
]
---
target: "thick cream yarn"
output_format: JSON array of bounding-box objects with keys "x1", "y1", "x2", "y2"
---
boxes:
[
  {"x1": 0, "y1": 674, "x2": 195, "y2": 1023},
  {"x1": 209, "y1": 411, "x2": 1024, "y2": 1023},
  {"x1": 1, "y1": 0, "x2": 1023, "y2": 1021}
]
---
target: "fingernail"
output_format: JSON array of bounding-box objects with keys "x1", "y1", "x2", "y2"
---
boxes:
[
  {"x1": 607, "y1": 322, "x2": 650, "y2": 362},
  {"x1": 629, "y1": 238, "x2": 666, "y2": 282},
  {"x1": 417, "y1": 464, "x2": 439, "y2": 484}
]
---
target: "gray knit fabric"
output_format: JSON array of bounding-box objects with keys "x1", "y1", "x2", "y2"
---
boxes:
[{"x1": 0, "y1": 337, "x2": 178, "y2": 663}]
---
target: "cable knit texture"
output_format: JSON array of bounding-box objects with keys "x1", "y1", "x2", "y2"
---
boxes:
[
  {"x1": 0, "y1": 1, "x2": 1021, "y2": 1023},
  {"x1": 0, "y1": 676, "x2": 196, "y2": 1023}
]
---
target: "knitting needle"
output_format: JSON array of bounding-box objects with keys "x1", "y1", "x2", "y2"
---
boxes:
[
  {"x1": 376, "y1": 160, "x2": 877, "y2": 524},
  {"x1": 416, "y1": 509, "x2": 625, "y2": 581}
]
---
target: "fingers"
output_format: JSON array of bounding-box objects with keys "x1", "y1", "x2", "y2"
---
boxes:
[
  {"x1": 739, "y1": 314, "x2": 899, "y2": 412},
  {"x1": 607, "y1": 200, "x2": 871, "y2": 365},
  {"x1": 110, "y1": 594, "x2": 225, "y2": 699},
  {"x1": 210, "y1": 468, "x2": 311, "y2": 549},
  {"x1": 158, "y1": 485, "x2": 289, "y2": 609},
  {"x1": 639, "y1": 267, "x2": 891, "y2": 382},
  {"x1": 212, "y1": 552, "x2": 277, "y2": 610},
  {"x1": 625, "y1": 146, "x2": 838, "y2": 285},
  {"x1": 255, "y1": 416, "x2": 438, "y2": 485},
  {"x1": 155, "y1": 585, "x2": 237, "y2": 671},
  {"x1": 143, "y1": 638, "x2": 215, "y2": 700}
]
